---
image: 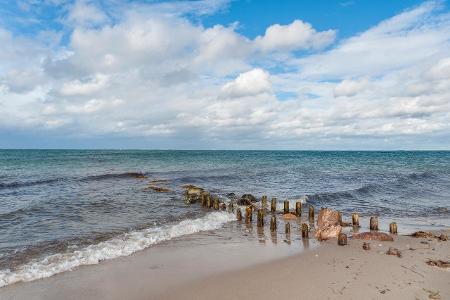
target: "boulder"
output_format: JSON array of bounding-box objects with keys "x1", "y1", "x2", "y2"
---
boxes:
[
  {"x1": 317, "y1": 208, "x2": 340, "y2": 227},
  {"x1": 237, "y1": 194, "x2": 257, "y2": 205},
  {"x1": 352, "y1": 232, "x2": 394, "y2": 241},
  {"x1": 315, "y1": 225, "x2": 342, "y2": 240}
]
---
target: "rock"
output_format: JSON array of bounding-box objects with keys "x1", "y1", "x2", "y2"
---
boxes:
[
  {"x1": 237, "y1": 194, "x2": 257, "y2": 205},
  {"x1": 426, "y1": 260, "x2": 450, "y2": 268},
  {"x1": 438, "y1": 234, "x2": 448, "y2": 241},
  {"x1": 352, "y1": 232, "x2": 394, "y2": 241},
  {"x1": 282, "y1": 213, "x2": 297, "y2": 220},
  {"x1": 362, "y1": 242, "x2": 371, "y2": 250},
  {"x1": 127, "y1": 172, "x2": 147, "y2": 179},
  {"x1": 317, "y1": 208, "x2": 340, "y2": 227},
  {"x1": 144, "y1": 185, "x2": 171, "y2": 193},
  {"x1": 315, "y1": 225, "x2": 342, "y2": 240},
  {"x1": 411, "y1": 231, "x2": 434, "y2": 238},
  {"x1": 184, "y1": 185, "x2": 204, "y2": 204},
  {"x1": 386, "y1": 247, "x2": 402, "y2": 257}
]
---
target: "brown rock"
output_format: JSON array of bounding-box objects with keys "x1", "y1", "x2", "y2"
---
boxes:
[
  {"x1": 282, "y1": 213, "x2": 297, "y2": 220},
  {"x1": 317, "y1": 208, "x2": 340, "y2": 227},
  {"x1": 144, "y1": 185, "x2": 171, "y2": 193},
  {"x1": 362, "y1": 242, "x2": 371, "y2": 250},
  {"x1": 315, "y1": 225, "x2": 342, "y2": 240},
  {"x1": 438, "y1": 234, "x2": 448, "y2": 241},
  {"x1": 237, "y1": 194, "x2": 257, "y2": 206},
  {"x1": 426, "y1": 260, "x2": 450, "y2": 268},
  {"x1": 386, "y1": 247, "x2": 402, "y2": 257},
  {"x1": 352, "y1": 232, "x2": 394, "y2": 241},
  {"x1": 411, "y1": 231, "x2": 434, "y2": 238}
]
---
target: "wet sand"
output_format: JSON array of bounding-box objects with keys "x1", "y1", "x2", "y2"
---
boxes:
[{"x1": 0, "y1": 227, "x2": 448, "y2": 300}]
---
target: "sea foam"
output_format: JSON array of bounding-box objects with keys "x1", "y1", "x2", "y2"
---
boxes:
[{"x1": 0, "y1": 211, "x2": 235, "y2": 287}]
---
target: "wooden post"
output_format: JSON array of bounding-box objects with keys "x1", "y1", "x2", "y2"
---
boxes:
[
  {"x1": 257, "y1": 209, "x2": 264, "y2": 227},
  {"x1": 285, "y1": 222, "x2": 291, "y2": 234},
  {"x1": 338, "y1": 212, "x2": 342, "y2": 225},
  {"x1": 295, "y1": 202, "x2": 302, "y2": 217},
  {"x1": 270, "y1": 215, "x2": 277, "y2": 232},
  {"x1": 271, "y1": 197, "x2": 277, "y2": 212},
  {"x1": 261, "y1": 195, "x2": 267, "y2": 208},
  {"x1": 283, "y1": 200, "x2": 289, "y2": 214},
  {"x1": 206, "y1": 195, "x2": 211, "y2": 208},
  {"x1": 308, "y1": 205, "x2": 314, "y2": 223},
  {"x1": 213, "y1": 197, "x2": 219, "y2": 210},
  {"x1": 352, "y1": 213, "x2": 360, "y2": 227},
  {"x1": 236, "y1": 208, "x2": 242, "y2": 221},
  {"x1": 370, "y1": 216, "x2": 378, "y2": 231},
  {"x1": 389, "y1": 222, "x2": 397, "y2": 234},
  {"x1": 301, "y1": 223, "x2": 309, "y2": 238},
  {"x1": 338, "y1": 233, "x2": 348, "y2": 246},
  {"x1": 245, "y1": 206, "x2": 252, "y2": 224}
]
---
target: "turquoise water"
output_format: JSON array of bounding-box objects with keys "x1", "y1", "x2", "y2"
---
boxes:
[{"x1": 0, "y1": 150, "x2": 449, "y2": 285}]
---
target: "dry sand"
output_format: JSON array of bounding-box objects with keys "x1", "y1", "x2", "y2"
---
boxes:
[{"x1": 0, "y1": 229, "x2": 448, "y2": 300}]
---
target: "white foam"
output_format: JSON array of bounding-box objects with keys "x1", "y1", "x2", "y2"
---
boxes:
[{"x1": 0, "y1": 211, "x2": 236, "y2": 287}]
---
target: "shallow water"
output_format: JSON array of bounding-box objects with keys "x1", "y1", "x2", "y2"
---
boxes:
[{"x1": 0, "y1": 150, "x2": 449, "y2": 286}]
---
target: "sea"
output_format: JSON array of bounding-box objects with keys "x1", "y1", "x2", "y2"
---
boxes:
[{"x1": 0, "y1": 150, "x2": 449, "y2": 286}]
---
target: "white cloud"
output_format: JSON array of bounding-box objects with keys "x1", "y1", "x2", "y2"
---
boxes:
[
  {"x1": 333, "y1": 78, "x2": 369, "y2": 97},
  {"x1": 67, "y1": 0, "x2": 109, "y2": 27},
  {"x1": 220, "y1": 68, "x2": 272, "y2": 98},
  {"x1": 255, "y1": 20, "x2": 336, "y2": 52},
  {"x1": 60, "y1": 74, "x2": 109, "y2": 96}
]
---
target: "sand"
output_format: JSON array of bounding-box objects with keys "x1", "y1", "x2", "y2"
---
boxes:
[{"x1": 0, "y1": 228, "x2": 448, "y2": 300}]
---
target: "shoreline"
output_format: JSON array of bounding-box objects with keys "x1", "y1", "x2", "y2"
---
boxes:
[{"x1": 0, "y1": 226, "x2": 448, "y2": 299}]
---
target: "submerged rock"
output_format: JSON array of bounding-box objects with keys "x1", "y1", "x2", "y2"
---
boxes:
[
  {"x1": 237, "y1": 194, "x2": 257, "y2": 205},
  {"x1": 352, "y1": 232, "x2": 394, "y2": 241},
  {"x1": 144, "y1": 185, "x2": 171, "y2": 193}
]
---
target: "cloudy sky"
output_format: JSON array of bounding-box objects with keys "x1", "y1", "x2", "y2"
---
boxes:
[{"x1": 0, "y1": 0, "x2": 449, "y2": 149}]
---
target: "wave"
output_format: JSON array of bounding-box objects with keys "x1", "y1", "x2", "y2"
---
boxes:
[
  {"x1": 0, "y1": 178, "x2": 63, "y2": 190},
  {"x1": 79, "y1": 172, "x2": 148, "y2": 182},
  {"x1": 0, "y1": 211, "x2": 235, "y2": 287}
]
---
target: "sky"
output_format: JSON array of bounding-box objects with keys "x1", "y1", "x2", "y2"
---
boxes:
[{"x1": 0, "y1": 0, "x2": 449, "y2": 150}]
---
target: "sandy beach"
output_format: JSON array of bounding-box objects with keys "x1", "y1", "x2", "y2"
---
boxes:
[{"x1": 0, "y1": 226, "x2": 448, "y2": 300}]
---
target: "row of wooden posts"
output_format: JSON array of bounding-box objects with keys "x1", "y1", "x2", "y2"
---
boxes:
[{"x1": 197, "y1": 193, "x2": 398, "y2": 243}]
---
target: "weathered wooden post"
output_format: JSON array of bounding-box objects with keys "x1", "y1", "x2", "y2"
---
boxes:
[
  {"x1": 257, "y1": 209, "x2": 264, "y2": 227},
  {"x1": 270, "y1": 215, "x2": 277, "y2": 232},
  {"x1": 338, "y1": 233, "x2": 348, "y2": 246},
  {"x1": 352, "y1": 213, "x2": 360, "y2": 227},
  {"x1": 213, "y1": 197, "x2": 220, "y2": 210},
  {"x1": 301, "y1": 223, "x2": 309, "y2": 238},
  {"x1": 370, "y1": 216, "x2": 378, "y2": 231},
  {"x1": 283, "y1": 200, "x2": 289, "y2": 214},
  {"x1": 389, "y1": 222, "x2": 397, "y2": 234},
  {"x1": 271, "y1": 197, "x2": 277, "y2": 212},
  {"x1": 207, "y1": 194, "x2": 212, "y2": 208},
  {"x1": 245, "y1": 206, "x2": 252, "y2": 224},
  {"x1": 308, "y1": 205, "x2": 314, "y2": 223},
  {"x1": 236, "y1": 208, "x2": 242, "y2": 221},
  {"x1": 261, "y1": 195, "x2": 267, "y2": 208},
  {"x1": 338, "y1": 212, "x2": 342, "y2": 225},
  {"x1": 295, "y1": 202, "x2": 302, "y2": 217},
  {"x1": 285, "y1": 222, "x2": 291, "y2": 234}
]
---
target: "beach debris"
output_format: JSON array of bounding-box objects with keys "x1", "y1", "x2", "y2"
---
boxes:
[
  {"x1": 386, "y1": 247, "x2": 402, "y2": 257},
  {"x1": 423, "y1": 288, "x2": 441, "y2": 300},
  {"x1": 270, "y1": 215, "x2": 277, "y2": 232},
  {"x1": 352, "y1": 213, "x2": 360, "y2": 227},
  {"x1": 285, "y1": 222, "x2": 291, "y2": 234},
  {"x1": 315, "y1": 208, "x2": 342, "y2": 240},
  {"x1": 236, "y1": 208, "x2": 242, "y2": 221},
  {"x1": 144, "y1": 185, "x2": 171, "y2": 193},
  {"x1": 338, "y1": 233, "x2": 348, "y2": 246},
  {"x1": 257, "y1": 209, "x2": 264, "y2": 227},
  {"x1": 282, "y1": 213, "x2": 297, "y2": 220},
  {"x1": 301, "y1": 223, "x2": 309, "y2": 238},
  {"x1": 271, "y1": 197, "x2": 277, "y2": 212},
  {"x1": 237, "y1": 194, "x2": 257, "y2": 206},
  {"x1": 363, "y1": 242, "x2": 371, "y2": 250},
  {"x1": 352, "y1": 232, "x2": 394, "y2": 241},
  {"x1": 261, "y1": 195, "x2": 268, "y2": 207},
  {"x1": 283, "y1": 200, "x2": 290, "y2": 214},
  {"x1": 295, "y1": 202, "x2": 302, "y2": 217},
  {"x1": 389, "y1": 222, "x2": 398, "y2": 234},
  {"x1": 426, "y1": 260, "x2": 450, "y2": 268},
  {"x1": 245, "y1": 206, "x2": 253, "y2": 224},
  {"x1": 438, "y1": 234, "x2": 448, "y2": 241},
  {"x1": 309, "y1": 205, "x2": 315, "y2": 223},
  {"x1": 370, "y1": 216, "x2": 379, "y2": 231}
]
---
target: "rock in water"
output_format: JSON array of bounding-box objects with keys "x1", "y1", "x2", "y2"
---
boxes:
[
  {"x1": 352, "y1": 232, "x2": 394, "y2": 241},
  {"x1": 315, "y1": 208, "x2": 342, "y2": 240},
  {"x1": 237, "y1": 194, "x2": 257, "y2": 205},
  {"x1": 184, "y1": 185, "x2": 204, "y2": 204}
]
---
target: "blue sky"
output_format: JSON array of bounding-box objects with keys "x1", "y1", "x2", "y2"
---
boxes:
[{"x1": 0, "y1": 0, "x2": 449, "y2": 149}]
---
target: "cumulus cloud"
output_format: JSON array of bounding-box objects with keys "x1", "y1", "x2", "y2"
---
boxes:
[
  {"x1": 255, "y1": 20, "x2": 336, "y2": 52},
  {"x1": 0, "y1": 0, "x2": 449, "y2": 149}
]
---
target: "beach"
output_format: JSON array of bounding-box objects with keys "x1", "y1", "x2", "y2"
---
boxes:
[{"x1": 0, "y1": 225, "x2": 448, "y2": 300}]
